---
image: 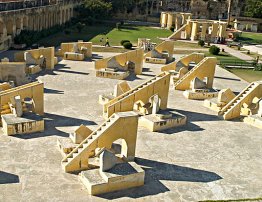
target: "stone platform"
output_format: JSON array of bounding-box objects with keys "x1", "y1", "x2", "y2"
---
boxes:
[
  {"x1": 139, "y1": 111, "x2": 187, "y2": 132},
  {"x1": 145, "y1": 57, "x2": 167, "y2": 64},
  {"x1": 1, "y1": 113, "x2": 44, "y2": 136},
  {"x1": 79, "y1": 162, "x2": 145, "y2": 195},
  {"x1": 183, "y1": 89, "x2": 219, "y2": 100},
  {"x1": 243, "y1": 115, "x2": 262, "y2": 129},
  {"x1": 203, "y1": 97, "x2": 225, "y2": 112},
  {"x1": 96, "y1": 70, "x2": 130, "y2": 80}
]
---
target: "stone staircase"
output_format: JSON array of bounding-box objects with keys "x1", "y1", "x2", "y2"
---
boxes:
[
  {"x1": 168, "y1": 24, "x2": 188, "y2": 40},
  {"x1": 103, "y1": 72, "x2": 170, "y2": 118},
  {"x1": 62, "y1": 111, "x2": 138, "y2": 173},
  {"x1": 219, "y1": 81, "x2": 262, "y2": 120},
  {"x1": 174, "y1": 57, "x2": 217, "y2": 90}
]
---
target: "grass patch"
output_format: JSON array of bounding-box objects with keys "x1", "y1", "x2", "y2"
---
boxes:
[
  {"x1": 90, "y1": 25, "x2": 172, "y2": 46},
  {"x1": 238, "y1": 32, "x2": 262, "y2": 44},
  {"x1": 205, "y1": 52, "x2": 247, "y2": 64},
  {"x1": 38, "y1": 24, "x2": 114, "y2": 47},
  {"x1": 37, "y1": 24, "x2": 172, "y2": 47},
  {"x1": 92, "y1": 46, "x2": 128, "y2": 53},
  {"x1": 227, "y1": 68, "x2": 262, "y2": 82},
  {"x1": 173, "y1": 41, "x2": 203, "y2": 49}
]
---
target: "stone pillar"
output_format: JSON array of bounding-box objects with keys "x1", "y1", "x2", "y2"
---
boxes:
[
  {"x1": 185, "y1": 21, "x2": 192, "y2": 39},
  {"x1": 219, "y1": 23, "x2": 227, "y2": 38},
  {"x1": 167, "y1": 13, "x2": 173, "y2": 29},
  {"x1": 211, "y1": 23, "x2": 219, "y2": 42},
  {"x1": 201, "y1": 23, "x2": 208, "y2": 41},
  {"x1": 190, "y1": 22, "x2": 198, "y2": 41},
  {"x1": 71, "y1": 8, "x2": 74, "y2": 18},
  {"x1": 161, "y1": 12, "x2": 168, "y2": 28},
  {"x1": 176, "y1": 15, "x2": 182, "y2": 30}
]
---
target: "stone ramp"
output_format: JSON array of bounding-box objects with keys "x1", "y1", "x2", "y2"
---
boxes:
[{"x1": 219, "y1": 81, "x2": 262, "y2": 120}]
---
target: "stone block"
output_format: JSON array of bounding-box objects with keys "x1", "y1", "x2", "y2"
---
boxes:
[
  {"x1": 70, "y1": 124, "x2": 93, "y2": 144},
  {"x1": 145, "y1": 57, "x2": 167, "y2": 64},
  {"x1": 243, "y1": 115, "x2": 262, "y2": 129},
  {"x1": 79, "y1": 162, "x2": 145, "y2": 195},
  {"x1": 1, "y1": 113, "x2": 44, "y2": 136},
  {"x1": 96, "y1": 70, "x2": 130, "y2": 80},
  {"x1": 99, "y1": 149, "x2": 118, "y2": 172},
  {"x1": 139, "y1": 110, "x2": 187, "y2": 132},
  {"x1": 183, "y1": 89, "x2": 218, "y2": 100},
  {"x1": 64, "y1": 52, "x2": 84, "y2": 61},
  {"x1": 57, "y1": 138, "x2": 78, "y2": 157}
]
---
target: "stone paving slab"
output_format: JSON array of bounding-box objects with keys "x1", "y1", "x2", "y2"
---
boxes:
[{"x1": 0, "y1": 52, "x2": 261, "y2": 202}]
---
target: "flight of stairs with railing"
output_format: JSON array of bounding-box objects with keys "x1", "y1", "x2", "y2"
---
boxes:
[
  {"x1": 173, "y1": 57, "x2": 211, "y2": 90},
  {"x1": 62, "y1": 111, "x2": 138, "y2": 173},
  {"x1": 62, "y1": 113, "x2": 118, "y2": 172},
  {"x1": 219, "y1": 81, "x2": 262, "y2": 120},
  {"x1": 103, "y1": 72, "x2": 170, "y2": 117},
  {"x1": 168, "y1": 24, "x2": 188, "y2": 40}
]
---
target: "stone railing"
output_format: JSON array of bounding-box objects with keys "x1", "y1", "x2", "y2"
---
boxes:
[{"x1": 0, "y1": 0, "x2": 79, "y2": 12}]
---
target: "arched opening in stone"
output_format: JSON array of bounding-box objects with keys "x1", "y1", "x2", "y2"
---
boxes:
[
  {"x1": 6, "y1": 20, "x2": 14, "y2": 36},
  {"x1": 110, "y1": 138, "x2": 129, "y2": 159},
  {"x1": 23, "y1": 16, "x2": 28, "y2": 29}
]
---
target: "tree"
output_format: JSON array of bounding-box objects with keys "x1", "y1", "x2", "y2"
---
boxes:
[
  {"x1": 244, "y1": 0, "x2": 262, "y2": 18},
  {"x1": 77, "y1": 0, "x2": 112, "y2": 20},
  {"x1": 76, "y1": 22, "x2": 85, "y2": 33}
]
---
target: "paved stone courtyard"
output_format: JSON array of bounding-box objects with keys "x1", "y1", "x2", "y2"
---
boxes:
[{"x1": 0, "y1": 52, "x2": 261, "y2": 201}]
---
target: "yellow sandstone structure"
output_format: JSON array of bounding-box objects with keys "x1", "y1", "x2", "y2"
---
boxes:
[
  {"x1": 168, "y1": 19, "x2": 227, "y2": 42},
  {"x1": 0, "y1": 61, "x2": 29, "y2": 85},
  {"x1": 161, "y1": 52, "x2": 205, "y2": 81},
  {"x1": 0, "y1": 81, "x2": 44, "y2": 135},
  {"x1": 160, "y1": 12, "x2": 192, "y2": 30},
  {"x1": 138, "y1": 97, "x2": 187, "y2": 132},
  {"x1": 95, "y1": 49, "x2": 144, "y2": 80},
  {"x1": 173, "y1": 57, "x2": 218, "y2": 100},
  {"x1": 56, "y1": 41, "x2": 92, "y2": 61},
  {"x1": 99, "y1": 81, "x2": 131, "y2": 105},
  {"x1": 174, "y1": 57, "x2": 217, "y2": 90},
  {"x1": 0, "y1": 0, "x2": 79, "y2": 51},
  {"x1": 219, "y1": 81, "x2": 262, "y2": 127},
  {"x1": 144, "y1": 41, "x2": 175, "y2": 64},
  {"x1": 204, "y1": 88, "x2": 236, "y2": 112},
  {"x1": 59, "y1": 111, "x2": 144, "y2": 195},
  {"x1": 14, "y1": 47, "x2": 57, "y2": 70},
  {"x1": 103, "y1": 72, "x2": 170, "y2": 119}
]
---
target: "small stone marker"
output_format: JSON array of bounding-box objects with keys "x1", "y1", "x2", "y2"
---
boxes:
[{"x1": 99, "y1": 149, "x2": 118, "y2": 172}]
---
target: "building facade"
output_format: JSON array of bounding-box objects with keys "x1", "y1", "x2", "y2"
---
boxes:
[{"x1": 0, "y1": 0, "x2": 81, "y2": 50}]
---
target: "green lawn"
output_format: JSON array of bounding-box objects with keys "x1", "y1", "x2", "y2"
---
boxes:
[
  {"x1": 37, "y1": 24, "x2": 172, "y2": 47},
  {"x1": 227, "y1": 68, "x2": 262, "y2": 82},
  {"x1": 204, "y1": 52, "x2": 262, "y2": 82},
  {"x1": 238, "y1": 32, "x2": 262, "y2": 44},
  {"x1": 90, "y1": 25, "x2": 172, "y2": 46},
  {"x1": 204, "y1": 52, "x2": 248, "y2": 64}
]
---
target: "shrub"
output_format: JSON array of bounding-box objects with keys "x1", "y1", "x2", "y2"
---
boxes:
[
  {"x1": 209, "y1": 45, "x2": 220, "y2": 55},
  {"x1": 170, "y1": 26, "x2": 175, "y2": 32},
  {"x1": 254, "y1": 64, "x2": 262, "y2": 71},
  {"x1": 116, "y1": 22, "x2": 121, "y2": 30},
  {"x1": 123, "y1": 41, "x2": 133, "y2": 49},
  {"x1": 64, "y1": 29, "x2": 71, "y2": 35},
  {"x1": 198, "y1": 40, "x2": 205, "y2": 47},
  {"x1": 76, "y1": 22, "x2": 85, "y2": 33},
  {"x1": 85, "y1": 16, "x2": 94, "y2": 26},
  {"x1": 120, "y1": 40, "x2": 130, "y2": 46}
]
